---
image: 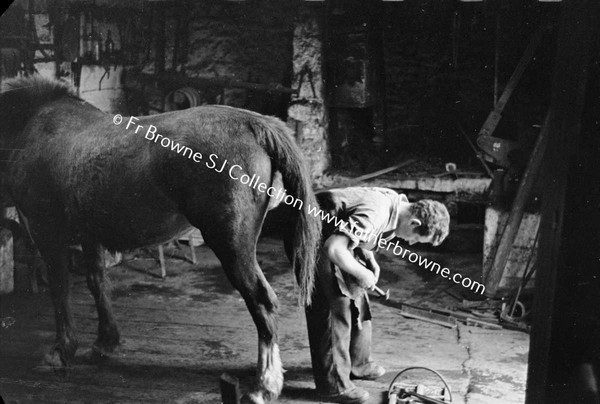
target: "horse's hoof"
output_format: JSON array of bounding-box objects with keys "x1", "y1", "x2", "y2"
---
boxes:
[
  {"x1": 41, "y1": 342, "x2": 76, "y2": 370},
  {"x1": 42, "y1": 350, "x2": 66, "y2": 369},
  {"x1": 91, "y1": 340, "x2": 120, "y2": 359}
]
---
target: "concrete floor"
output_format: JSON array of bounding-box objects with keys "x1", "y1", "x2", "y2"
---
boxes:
[{"x1": 0, "y1": 236, "x2": 528, "y2": 403}]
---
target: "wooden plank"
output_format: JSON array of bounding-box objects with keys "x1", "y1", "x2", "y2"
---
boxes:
[
  {"x1": 483, "y1": 111, "x2": 551, "y2": 297},
  {"x1": 127, "y1": 71, "x2": 298, "y2": 95},
  {"x1": 345, "y1": 159, "x2": 416, "y2": 185},
  {"x1": 478, "y1": 25, "x2": 546, "y2": 138}
]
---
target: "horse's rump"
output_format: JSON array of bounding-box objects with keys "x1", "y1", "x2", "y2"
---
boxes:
[{"x1": 1, "y1": 75, "x2": 320, "y2": 305}]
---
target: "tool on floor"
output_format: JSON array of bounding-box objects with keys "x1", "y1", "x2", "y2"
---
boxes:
[
  {"x1": 397, "y1": 303, "x2": 503, "y2": 330},
  {"x1": 388, "y1": 366, "x2": 452, "y2": 404}
]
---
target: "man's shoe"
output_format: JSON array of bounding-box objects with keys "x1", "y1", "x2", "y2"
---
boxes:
[
  {"x1": 350, "y1": 363, "x2": 386, "y2": 380},
  {"x1": 320, "y1": 386, "x2": 370, "y2": 403}
]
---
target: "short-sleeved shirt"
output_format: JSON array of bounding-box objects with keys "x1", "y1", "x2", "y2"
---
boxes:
[
  {"x1": 316, "y1": 187, "x2": 406, "y2": 299},
  {"x1": 318, "y1": 186, "x2": 404, "y2": 250}
]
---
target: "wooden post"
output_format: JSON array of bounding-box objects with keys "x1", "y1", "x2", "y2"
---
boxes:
[
  {"x1": 154, "y1": 4, "x2": 166, "y2": 75},
  {"x1": 219, "y1": 373, "x2": 240, "y2": 404},
  {"x1": 483, "y1": 111, "x2": 551, "y2": 297},
  {"x1": 0, "y1": 228, "x2": 14, "y2": 295},
  {"x1": 189, "y1": 243, "x2": 197, "y2": 265},
  {"x1": 525, "y1": 1, "x2": 598, "y2": 402},
  {"x1": 158, "y1": 245, "x2": 166, "y2": 279}
]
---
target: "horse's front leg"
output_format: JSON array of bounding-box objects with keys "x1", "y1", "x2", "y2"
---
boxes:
[
  {"x1": 32, "y1": 230, "x2": 78, "y2": 367},
  {"x1": 82, "y1": 241, "x2": 120, "y2": 357}
]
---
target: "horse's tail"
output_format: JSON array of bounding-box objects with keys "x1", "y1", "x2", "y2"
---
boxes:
[{"x1": 249, "y1": 116, "x2": 321, "y2": 307}]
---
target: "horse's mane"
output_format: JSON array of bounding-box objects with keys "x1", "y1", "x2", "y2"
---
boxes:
[{"x1": 0, "y1": 75, "x2": 79, "y2": 141}]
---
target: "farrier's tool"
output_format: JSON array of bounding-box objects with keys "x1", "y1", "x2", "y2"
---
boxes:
[
  {"x1": 388, "y1": 367, "x2": 452, "y2": 404},
  {"x1": 373, "y1": 285, "x2": 390, "y2": 300},
  {"x1": 354, "y1": 248, "x2": 390, "y2": 300}
]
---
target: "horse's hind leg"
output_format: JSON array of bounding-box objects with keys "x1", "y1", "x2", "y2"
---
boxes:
[
  {"x1": 30, "y1": 228, "x2": 78, "y2": 367},
  {"x1": 198, "y1": 216, "x2": 282, "y2": 404},
  {"x1": 81, "y1": 241, "x2": 120, "y2": 357}
]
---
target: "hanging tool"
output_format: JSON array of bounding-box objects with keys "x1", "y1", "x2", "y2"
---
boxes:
[{"x1": 456, "y1": 122, "x2": 494, "y2": 178}]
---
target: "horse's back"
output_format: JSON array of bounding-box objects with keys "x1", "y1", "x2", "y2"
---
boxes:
[{"x1": 9, "y1": 100, "x2": 277, "y2": 250}]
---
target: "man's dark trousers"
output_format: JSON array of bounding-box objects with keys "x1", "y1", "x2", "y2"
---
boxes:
[{"x1": 305, "y1": 255, "x2": 373, "y2": 395}]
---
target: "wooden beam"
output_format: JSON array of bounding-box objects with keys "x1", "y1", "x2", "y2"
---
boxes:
[
  {"x1": 478, "y1": 25, "x2": 546, "y2": 139},
  {"x1": 154, "y1": 5, "x2": 166, "y2": 74},
  {"x1": 525, "y1": 0, "x2": 598, "y2": 402},
  {"x1": 128, "y1": 71, "x2": 298, "y2": 95}
]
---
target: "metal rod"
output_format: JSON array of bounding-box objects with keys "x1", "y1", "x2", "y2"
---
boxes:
[{"x1": 456, "y1": 122, "x2": 494, "y2": 177}]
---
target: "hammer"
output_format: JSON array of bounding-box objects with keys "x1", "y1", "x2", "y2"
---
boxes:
[
  {"x1": 354, "y1": 249, "x2": 390, "y2": 300},
  {"x1": 372, "y1": 285, "x2": 390, "y2": 300}
]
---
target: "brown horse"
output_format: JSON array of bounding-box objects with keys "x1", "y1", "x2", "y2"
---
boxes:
[{"x1": 0, "y1": 75, "x2": 321, "y2": 403}]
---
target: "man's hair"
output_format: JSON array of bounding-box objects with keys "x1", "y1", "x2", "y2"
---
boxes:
[{"x1": 409, "y1": 200, "x2": 450, "y2": 246}]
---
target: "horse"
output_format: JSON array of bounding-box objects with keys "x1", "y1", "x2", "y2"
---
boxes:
[{"x1": 0, "y1": 75, "x2": 321, "y2": 403}]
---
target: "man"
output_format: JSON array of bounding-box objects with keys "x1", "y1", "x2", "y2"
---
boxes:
[{"x1": 306, "y1": 187, "x2": 450, "y2": 403}]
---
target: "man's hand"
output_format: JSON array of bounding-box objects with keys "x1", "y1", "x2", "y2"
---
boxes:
[
  {"x1": 354, "y1": 269, "x2": 376, "y2": 290},
  {"x1": 359, "y1": 249, "x2": 381, "y2": 284},
  {"x1": 324, "y1": 234, "x2": 377, "y2": 290}
]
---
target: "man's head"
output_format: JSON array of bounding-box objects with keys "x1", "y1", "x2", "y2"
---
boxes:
[{"x1": 395, "y1": 199, "x2": 450, "y2": 246}]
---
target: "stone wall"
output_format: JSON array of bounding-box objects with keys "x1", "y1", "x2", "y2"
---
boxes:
[
  {"x1": 143, "y1": 1, "x2": 329, "y2": 179},
  {"x1": 140, "y1": 1, "x2": 296, "y2": 118},
  {"x1": 288, "y1": 5, "x2": 330, "y2": 181}
]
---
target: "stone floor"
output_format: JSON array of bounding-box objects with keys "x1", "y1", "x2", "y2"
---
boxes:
[{"x1": 0, "y1": 236, "x2": 529, "y2": 403}]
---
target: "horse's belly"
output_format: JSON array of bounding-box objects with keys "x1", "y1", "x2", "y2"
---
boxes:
[{"x1": 92, "y1": 210, "x2": 192, "y2": 251}]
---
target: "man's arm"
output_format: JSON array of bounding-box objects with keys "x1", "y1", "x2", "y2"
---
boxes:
[{"x1": 323, "y1": 234, "x2": 376, "y2": 290}]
